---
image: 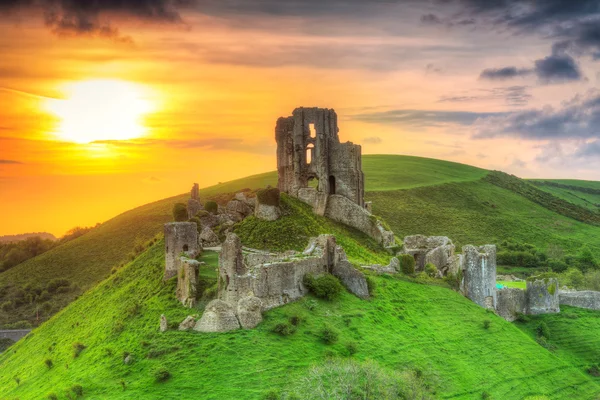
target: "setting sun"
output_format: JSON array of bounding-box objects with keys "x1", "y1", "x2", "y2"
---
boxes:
[{"x1": 44, "y1": 79, "x2": 155, "y2": 144}]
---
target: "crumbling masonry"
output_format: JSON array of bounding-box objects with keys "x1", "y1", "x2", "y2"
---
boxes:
[{"x1": 276, "y1": 107, "x2": 394, "y2": 247}]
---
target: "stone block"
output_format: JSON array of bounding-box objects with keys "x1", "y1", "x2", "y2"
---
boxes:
[
  {"x1": 527, "y1": 277, "x2": 560, "y2": 314},
  {"x1": 194, "y1": 300, "x2": 241, "y2": 332},
  {"x1": 496, "y1": 288, "x2": 527, "y2": 321}
]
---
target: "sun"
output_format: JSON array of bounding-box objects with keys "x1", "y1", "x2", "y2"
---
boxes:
[{"x1": 44, "y1": 79, "x2": 155, "y2": 144}]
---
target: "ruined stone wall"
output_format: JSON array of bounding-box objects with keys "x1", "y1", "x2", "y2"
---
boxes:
[
  {"x1": 276, "y1": 107, "x2": 364, "y2": 207},
  {"x1": 324, "y1": 195, "x2": 394, "y2": 247},
  {"x1": 402, "y1": 235, "x2": 455, "y2": 273},
  {"x1": 496, "y1": 288, "x2": 527, "y2": 321},
  {"x1": 526, "y1": 278, "x2": 560, "y2": 314},
  {"x1": 164, "y1": 222, "x2": 200, "y2": 280},
  {"x1": 462, "y1": 245, "x2": 497, "y2": 309},
  {"x1": 559, "y1": 290, "x2": 600, "y2": 310}
]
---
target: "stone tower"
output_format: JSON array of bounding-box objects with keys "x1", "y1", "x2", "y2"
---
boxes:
[
  {"x1": 462, "y1": 245, "x2": 497, "y2": 309},
  {"x1": 164, "y1": 222, "x2": 200, "y2": 280},
  {"x1": 276, "y1": 107, "x2": 365, "y2": 208}
]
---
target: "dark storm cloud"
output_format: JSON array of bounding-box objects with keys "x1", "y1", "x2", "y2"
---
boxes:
[
  {"x1": 574, "y1": 141, "x2": 600, "y2": 158},
  {"x1": 479, "y1": 67, "x2": 532, "y2": 80},
  {"x1": 0, "y1": 0, "x2": 192, "y2": 40},
  {"x1": 534, "y1": 52, "x2": 582, "y2": 83}
]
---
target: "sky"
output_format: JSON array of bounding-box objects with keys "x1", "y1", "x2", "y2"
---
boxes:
[{"x1": 1, "y1": 0, "x2": 600, "y2": 236}]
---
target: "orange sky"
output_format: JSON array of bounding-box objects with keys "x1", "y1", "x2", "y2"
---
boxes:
[{"x1": 2, "y1": 3, "x2": 600, "y2": 236}]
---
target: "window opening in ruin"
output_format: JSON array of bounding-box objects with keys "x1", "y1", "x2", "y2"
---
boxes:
[
  {"x1": 306, "y1": 144, "x2": 314, "y2": 165},
  {"x1": 183, "y1": 244, "x2": 189, "y2": 252},
  {"x1": 329, "y1": 175, "x2": 336, "y2": 195},
  {"x1": 308, "y1": 176, "x2": 319, "y2": 189},
  {"x1": 309, "y1": 123, "x2": 316, "y2": 138}
]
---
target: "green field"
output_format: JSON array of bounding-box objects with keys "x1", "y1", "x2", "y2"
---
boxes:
[
  {"x1": 497, "y1": 280, "x2": 527, "y2": 289},
  {"x1": 362, "y1": 155, "x2": 488, "y2": 191},
  {"x1": 1, "y1": 242, "x2": 598, "y2": 399}
]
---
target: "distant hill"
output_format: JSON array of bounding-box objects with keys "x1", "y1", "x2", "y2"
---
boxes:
[
  {"x1": 1, "y1": 155, "x2": 599, "y2": 329},
  {"x1": 0, "y1": 232, "x2": 56, "y2": 243},
  {"x1": 530, "y1": 179, "x2": 600, "y2": 213}
]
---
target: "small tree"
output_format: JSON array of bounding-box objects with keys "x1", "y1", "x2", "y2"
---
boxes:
[
  {"x1": 172, "y1": 203, "x2": 188, "y2": 222},
  {"x1": 424, "y1": 263, "x2": 438, "y2": 278},
  {"x1": 303, "y1": 274, "x2": 343, "y2": 300},
  {"x1": 204, "y1": 201, "x2": 218, "y2": 215},
  {"x1": 400, "y1": 254, "x2": 416, "y2": 275},
  {"x1": 576, "y1": 246, "x2": 598, "y2": 272}
]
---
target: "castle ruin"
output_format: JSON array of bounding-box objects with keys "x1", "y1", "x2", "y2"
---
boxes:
[
  {"x1": 276, "y1": 107, "x2": 394, "y2": 247},
  {"x1": 164, "y1": 222, "x2": 201, "y2": 280}
]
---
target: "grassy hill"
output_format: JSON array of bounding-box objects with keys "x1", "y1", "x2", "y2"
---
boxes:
[
  {"x1": 2, "y1": 155, "x2": 600, "y2": 329},
  {"x1": 1, "y1": 219, "x2": 599, "y2": 398},
  {"x1": 531, "y1": 180, "x2": 600, "y2": 213}
]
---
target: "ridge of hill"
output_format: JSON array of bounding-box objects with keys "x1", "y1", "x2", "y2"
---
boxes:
[
  {"x1": 531, "y1": 180, "x2": 600, "y2": 214},
  {"x1": 0, "y1": 233, "x2": 56, "y2": 244},
  {"x1": 1, "y1": 206, "x2": 599, "y2": 399}
]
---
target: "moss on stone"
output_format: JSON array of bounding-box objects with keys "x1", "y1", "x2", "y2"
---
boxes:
[
  {"x1": 204, "y1": 201, "x2": 218, "y2": 214},
  {"x1": 256, "y1": 187, "x2": 280, "y2": 207}
]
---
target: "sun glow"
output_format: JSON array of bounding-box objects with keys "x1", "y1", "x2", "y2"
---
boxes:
[{"x1": 44, "y1": 79, "x2": 156, "y2": 144}]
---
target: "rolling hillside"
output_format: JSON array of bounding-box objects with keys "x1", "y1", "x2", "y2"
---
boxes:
[
  {"x1": 0, "y1": 201, "x2": 599, "y2": 399},
  {"x1": 2, "y1": 155, "x2": 600, "y2": 329},
  {"x1": 531, "y1": 180, "x2": 600, "y2": 213}
]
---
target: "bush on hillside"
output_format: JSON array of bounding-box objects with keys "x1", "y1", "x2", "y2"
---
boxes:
[
  {"x1": 303, "y1": 274, "x2": 343, "y2": 301},
  {"x1": 576, "y1": 246, "x2": 598, "y2": 272},
  {"x1": 188, "y1": 217, "x2": 202, "y2": 233},
  {"x1": 72, "y1": 342, "x2": 86, "y2": 358},
  {"x1": 282, "y1": 359, "x2": 435, "y2": 400},
  {"x1": 272, "y1": 322, "x2": 296, "y2": 336},
  {"x1": 256, "y1": 187, "x2": 280, "y2": 207},
  {"x1": 47, "y1": 393, "x2": 58, "y2": 400},
  {"x1": 44, "y1": 358, "x2": 53, "y2": 369},
  {"x1": 547, "y1": 259, "x2": 568, "y2": 273},
  {"x1": 319, "y1": 325, "x2": 339, "y2": 345},
  {"x1": 71, "y1": 384, "x2": 84, "y2": 397},
  {"x1": 400, "y1": 254, "x2": 415, "y2": 275},
  {"x1": 153, "y1": 366, "x2": 171, "y2": 382},
  {"x1": 46, "y1": 278, "x2": 71, "y2": 293},
  {"x1": 172, "y1": 203, "x2": 188, "y2": 222},
  {"x1": 536, "y1": 321, "x2": 550, "y2": 340},
  {"x1": 424, "y1": 263, "x2": 438, "y2": 278},
  {"x1": 204, "y1": 201, "x2": 218, "y2": 215}
]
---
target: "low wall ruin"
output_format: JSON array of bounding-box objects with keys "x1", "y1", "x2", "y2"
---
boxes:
[{"x1": 559, "y1": 290, "x2": 600, "y2": 311}]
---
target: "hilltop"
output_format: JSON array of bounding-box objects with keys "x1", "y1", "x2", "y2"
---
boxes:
[
  {"x1": 2, "y1": 155, "x2": 600, "y2": 328},
  {"x1": 0, "y1": 233, "x2": 56, "y2": 244}
]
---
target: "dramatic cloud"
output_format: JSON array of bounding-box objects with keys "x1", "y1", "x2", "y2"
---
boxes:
[
  {"x1": 0, "y1": 0, "x2": 191, "y2": 40},
  {"x1": 0, "y1": 159, "x2": 23, "y2": 164},
  {"x1": 351, "y1": 109, "x2": 506, "y2": 127},
  {"x1": 439, "y1": 86, "x2": 532, "y2": 106},
  {"x1": 420, "y1": 13, "x2": 443, "y2": 25},
  {"x1": 474, "y1": 90, "x2": 600, "y2": 140},
  {"x1": 574, "y1": 140, "x2": 600, "y2": 158},
  {"x1": 534, "y1": 52, "x2": 582, "y2": 83},
  {"x1": 480, "y1": 67, "x2": 532, "y2": 80}
]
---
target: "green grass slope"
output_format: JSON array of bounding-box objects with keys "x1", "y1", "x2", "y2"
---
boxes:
[
  {"x1": 531, "y1": 180, "x2": 600, "y2": 213},
  {"x1": 1, "y1": 241, "x2": 599, "y2": 399},
  {"x1": 369, "y1": 179, "x2": 600, "y2": 258},
  {"x1": 362, "y1": 155, "x2": 488, "y2": 191},
  {"x1": 516, "y1": 306, "x2": 600, "y2": 383}
]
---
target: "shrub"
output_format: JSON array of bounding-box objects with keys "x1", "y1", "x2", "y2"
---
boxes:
[
  {"x1": 172, "y1": 203, "x2": 188, "y2": 221},
  {"x1": 366, "y1": 276, "x2": 376, "y2": 296},
  {"x1": 547, "y1": 259, "x2": 568, "y2": 273},
  {"x1": 289, "y1": 314, "x2": 302, "y2": 326},
  {"x1": 46, "y1": 278, "x2": 70, "y2": 293},
  {"x1": 256, "y1": 187, "x2": 280, "y2": 207},
  {"x1": 47, "y1": 393, "x2": 58, "y2": 400},
  {"x1": 0, "y1": 300, "x2": 12, "y2": 312},
  {"x1": 536, "y1": 321, "x2": 550, "y2": 339},
  {"x1": 483, "y1": 320, "x2": 491, "y2": 330},
  {"x1": 188, "y1": 217, "x2": 202, "y2": 232},
  {"x1": 153, "y1": 366, "x2": 171, "y2": 382},
  {"x1": 44, "y1": 358, "x2": 53, "y2": 369},
  {"x1": 204, "y1": 201, "x2": 218, "y2": 214},
  {"x1": 71, "y1": 384, "x2": 84, "y2": 397},
  {"x1": 576, "y1": 246, "x2": 598, "y2": 272},
  {"x1": 272, "y1": 322, "x2": 296, "y2": 336},
  {"x1": 444, "y1": 270, "x2": 462, "y2": 291},
  {"x1": 424, "y1": 263, "x2": 438, "y2": 278},
  {"x1": 320, "y1": 325, "x2": 339, "y2": 345},
  {"x1": 13, "y1": 375, "x2": 20, "y2": 386},
  {"x1": 586, "y1": 364, "x2": 600, "y2": 377},
  {"x1": 515, "y1": 313, "x2": 530, "y2": 323},
  {"x1": 303, "y1": 273, "x2": 343, "y2": 301},
  {"x1": 263, "y1": 389, "x2": 281, "y2": 400},
  {"x1": 72, "y1": 342, "x2": 86, "y2": 358},
  {"x1": 345, "y1": 341, "x2": 358, "y2": 356},
  {"x1": 400, "y1": 254, "x2": 416, "y2": 275},
  {"x1": 482, "y1": 391, "x2": 491, "y2": 399}
]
